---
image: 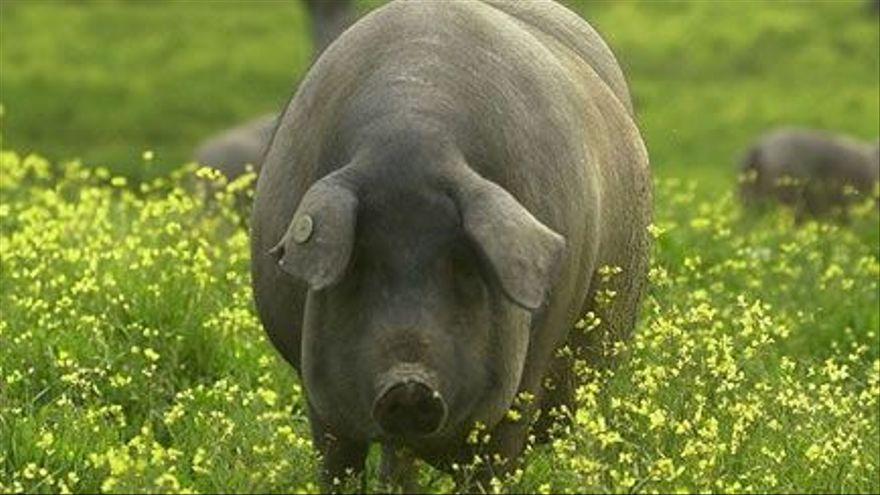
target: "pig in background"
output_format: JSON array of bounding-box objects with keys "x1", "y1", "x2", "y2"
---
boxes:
[
  {"x1": 739, "y1": 128, "x2": 880, "y2": 222},
  {"x1": 305, "y1": 0, "x2": 358, "y2": 55},
  {"x1": 192, "y1": 114, "x2": 277, "y2": 182},
  {"x1": 192, "y1": 0, "x2": 355, "y2": 180},
  {"x1": 251, "y1": 0, "x2": 650, "y2": 491}
]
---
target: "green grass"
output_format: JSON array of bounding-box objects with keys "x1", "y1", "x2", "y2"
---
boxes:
[
  {"x1": 1, "y1": 0, "x2": 879, "y2": 493},
  {"x1": 1, "y1": 0, "x2": 878, "y2": 187},
  {"x1": 0, "y1": 0, "x2": 315, "y2": 181}
]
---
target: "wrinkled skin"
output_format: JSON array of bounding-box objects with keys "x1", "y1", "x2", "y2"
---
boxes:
[
  {"x1": 192, "y1": 0, "x2": 356, "y2": 179},
  {"x1": 739, "y1": 128, "x2": 880, "y2": 221},
  {"x1": 251, "y1": 0, "x2": 651, "y2": 490}
]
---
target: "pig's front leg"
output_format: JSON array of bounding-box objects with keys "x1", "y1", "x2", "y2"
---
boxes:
[
  {"x1": 379, "y1": 443, "x2": 418, "y2": 493},
  {"x1": 307, "y1": 404, "x2": 368, "y2": 492}
]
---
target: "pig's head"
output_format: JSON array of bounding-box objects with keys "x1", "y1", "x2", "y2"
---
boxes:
[{"x1": 269, "y1": 148, "x2": 565, "y2": 442}]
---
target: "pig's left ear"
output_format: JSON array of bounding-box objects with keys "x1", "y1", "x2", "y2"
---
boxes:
[
  {"x1": 269, "y1": 176, "x2": 358, "y2": 290},
  {"x1": 456, "y1": 172, "x2": 566, "y2": 311}
]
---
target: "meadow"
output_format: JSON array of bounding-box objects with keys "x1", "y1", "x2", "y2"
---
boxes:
[{"x1": 1, "y1": 0, "x2": 879, "y2": 493}]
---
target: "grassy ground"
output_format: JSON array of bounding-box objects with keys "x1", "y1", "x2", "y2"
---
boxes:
[
  {"x1": 1, "y1": 0, "x2": 878, "y2": 186},
  {"x1": 1, "y1": 0, "x2": 879, "y2": 493}
]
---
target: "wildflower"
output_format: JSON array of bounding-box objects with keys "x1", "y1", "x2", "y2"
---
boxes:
[{"x1": 143, "y1": 348, "x2": 160, "y2": 362}]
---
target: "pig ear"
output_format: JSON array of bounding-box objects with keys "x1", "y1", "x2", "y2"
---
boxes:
[
  {"x1": 269, "y1": 177, "x2": 358, "y2": 290},
  {"x1": 457, "y1": 174, "x2": 566, "y2": 311}
]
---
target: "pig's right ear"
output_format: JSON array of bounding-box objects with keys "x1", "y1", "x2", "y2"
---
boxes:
[
  {"x1": 454, "y1": 170, "x2": 566, "y2": 311},
  {"x1": 268, "y1": 178, "x2": 358, "y2": 290}
]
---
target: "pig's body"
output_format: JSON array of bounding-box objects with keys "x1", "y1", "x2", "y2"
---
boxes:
[
  {"x1": 740, "y1": 128, "x2": 880, "y2": 219},
  {"x1": 193, "y1": 114, "x2": 277, "y2": 180},
  {"x1": 251, "y1": 0, "x2": 650, "y2": 487}
]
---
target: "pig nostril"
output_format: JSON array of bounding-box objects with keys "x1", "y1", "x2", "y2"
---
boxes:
[{"x1": 372, "y1": 380, "x2": 448, "y2": 437}]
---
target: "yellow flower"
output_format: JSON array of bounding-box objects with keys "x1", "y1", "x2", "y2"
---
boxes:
[
  {"x1": 648, "y1": 409, "x2": 666, "y2": 430},
  {"x1": 143, "y1": 348, "x2": 160, "y2": 362}
]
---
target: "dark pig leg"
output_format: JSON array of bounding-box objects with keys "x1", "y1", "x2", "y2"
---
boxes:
[
  {"x1": 307, "y1": 404, "x2": 368, "y2": 492},
  {"x1": 379, "y1": 444, "x2": 418, "y2": 493},
  {"x1": 303, "y1": 0, "x2": 356, "y2": 56}
]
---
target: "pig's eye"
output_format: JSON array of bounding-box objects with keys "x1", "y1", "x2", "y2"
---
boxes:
[{"x1": 448, "y1": 243, "x2": 487, "y2": 303}]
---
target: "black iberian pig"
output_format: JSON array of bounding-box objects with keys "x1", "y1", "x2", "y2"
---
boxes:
[
  {"x1": 739, "y1": 128, "x2": 880, "y2": 221},
  {"x1": 251, "y1": 0, "x2": 652, "y2": 489}
]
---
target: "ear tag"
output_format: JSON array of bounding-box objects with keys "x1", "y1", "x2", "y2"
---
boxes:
[{"x1": 292, "y1": 214, "x2": 314, "y2": 244}]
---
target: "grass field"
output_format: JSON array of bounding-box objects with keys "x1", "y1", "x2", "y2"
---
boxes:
[{"x1": 1, "y1": 0, "x2": 879, "y2": 493}]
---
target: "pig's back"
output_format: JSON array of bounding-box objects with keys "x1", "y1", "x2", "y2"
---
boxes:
[{"x1": 479, "y1": 0, "x2": 634, "y2": 115}]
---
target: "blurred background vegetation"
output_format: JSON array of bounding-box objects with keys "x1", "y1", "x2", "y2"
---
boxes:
[{"x1": 1, "y1": 0, "x2": 878, "y2": 188}]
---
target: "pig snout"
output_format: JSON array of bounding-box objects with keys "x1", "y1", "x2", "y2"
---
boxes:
[{"x1": 372, "y1": 367, "x2": 448, "y2": 437}]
